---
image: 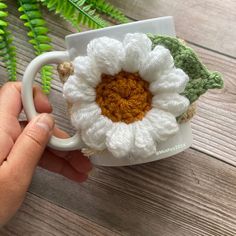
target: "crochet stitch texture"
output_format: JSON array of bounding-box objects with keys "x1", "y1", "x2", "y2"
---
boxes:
[
  {"x1": 96, "y1": 71, "x2": 153, "y2": 124},
  {"x1": 148, "y1": 34, "x2": 223, "y2": 103},
  {"x1": 62, "y1": 33, "x2": 223, "y2": 159}
]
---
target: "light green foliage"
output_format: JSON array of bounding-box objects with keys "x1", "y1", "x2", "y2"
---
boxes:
[
  {"x1": 18, "y1": 0, "x2": 53, "y2": 94},
  {"x1": 148, "y1": 34, "x2": 224, "y2": 104},
  {"x1": 0, "y1": 0, "x2": 17, "y2": 81},
  {"x1": 85, "y1": 0, "x2": 130, "y2": 23},
  {"x1": 39, "y1": 0, "x2": 110, "y2": 30},
  {"x1": 1, "y1": 0, "x2": 127, "y2": 93}
]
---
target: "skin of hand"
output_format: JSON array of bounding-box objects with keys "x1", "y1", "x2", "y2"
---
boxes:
[{"x1": 0, "y1": 82, "x2": 92, "y2": 226}]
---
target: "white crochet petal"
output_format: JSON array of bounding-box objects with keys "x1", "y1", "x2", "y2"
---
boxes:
[
  {"x1": 73, "y1": 56, "x2": 101, "y2": 87},
  {"x1": 140, "y1": 45, "x2": 174, "y2": 82},
  {"x1": 106, "y1": 123, "x2": 134, "y2": 158},
  {"x1": 63, "y1": 75, "x2": 96, "y2": 103},
  {"x1": 122, "y1": 33, "x2": 152, "y2": 73},
  {"x1": 150, "y1": 68, "x2": 189, "y2": 94},
  {"x1": 87, "y1": 37, "x2": 125, "y2": 75},
  {"x1": 81, "y1": 116, "x2": 113, "y2": 151},
  {"x1": 152, "y1": 93, "x2": 190, "y2": 117},
  {"x1": 145, "y1": 108, "x2": 179, "y2": 142},
  {"x1": 131, "y1": 121, "x2": 156, "y2": 158},
  {"x1": 70, "y1": 102, "x2": 101, "y2": 130}
]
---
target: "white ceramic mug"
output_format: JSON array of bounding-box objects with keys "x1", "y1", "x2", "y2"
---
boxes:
[{"x1": 22, "y1": 16, "x2": 193, "y2": 166}]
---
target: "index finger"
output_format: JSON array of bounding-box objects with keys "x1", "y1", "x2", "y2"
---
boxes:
[{"x1": 0, "y1": 82, "x2": 22, "y2": 117}]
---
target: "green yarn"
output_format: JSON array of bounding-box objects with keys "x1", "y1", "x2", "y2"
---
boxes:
[{"x1": 148, "y1": 34, "x2": 224, "y2": 104}]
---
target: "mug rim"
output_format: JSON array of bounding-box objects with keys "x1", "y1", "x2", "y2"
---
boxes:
[
  {"x1": 65, "y1": 16, "x2": 174, "y2": 40},
  {"x1": 65, "y1": 16, "x2": 176, "y2": 60}
]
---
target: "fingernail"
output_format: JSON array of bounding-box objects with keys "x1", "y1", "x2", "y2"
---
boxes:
[{"x1": 35, "y1": 114, "x2": 54, "y2": 132}]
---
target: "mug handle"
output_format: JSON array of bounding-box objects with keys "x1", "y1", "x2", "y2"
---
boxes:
[{"x1": 22, "y1": 51, "x2": 83, "y2": 151}]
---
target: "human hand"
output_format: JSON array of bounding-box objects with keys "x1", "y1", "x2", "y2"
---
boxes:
[{"x1": 0, "y1": 82, "x2": 92, "y2": 226}]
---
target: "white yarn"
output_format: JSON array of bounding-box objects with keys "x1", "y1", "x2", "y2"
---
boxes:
[
  {"x1": 145, "y1": 108, "x2": 179, "y2": 142},
  {"x1": 131, "y1": 121, "x2": 156, "y2": 158},
  {"x1": 63, "y1": 33, "x2": 190, "y2": 159},
  {"x1": 63, "y1": 75, "x2": 96, "y2": 103},
  {"x1": 122, "y1": 33, "x2": 152, "y2": 73},
  {"x1": 152, "y1": 93, "x2": 190, "y2": 117},
  {"x1": 70, "y1": 102, "x2": 101, "y2": 130},
  {"x1": 140, "y1": 45, "x2": 174, "y2": 82},
  {"x1": 87, "y1": 36, "x2": 125, "y2": 76},
  {"x1": 106, "y1": 123, "x2": 134, "y2": 158},
  {"x1": 149, "y1": 68, "x2": 189, "y2": 94},
  {"x1": 73, "y1": 56, "x2": 101, "y2": 87},
  {"x1": 81, "y1": 116, "x2": 112, "y2": 150}
]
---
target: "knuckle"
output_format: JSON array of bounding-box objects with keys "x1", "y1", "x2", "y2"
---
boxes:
[
  {"x1": 1, "y1": 82, "x2": 16, "y2": 91},
  {"x1": 0, "y1": 82, "x2": 21, "y2": 95},
  {"x1": 25, "y1": 127, "x2": 46, "y2": 148}
]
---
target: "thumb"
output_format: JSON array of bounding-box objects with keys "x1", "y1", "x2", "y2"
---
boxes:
[{"x1": 8, "y1": 113, "x2": 54, "y2": 179}]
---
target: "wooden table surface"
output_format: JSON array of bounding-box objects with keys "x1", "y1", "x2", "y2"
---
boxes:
[{"x1": 1, "y1": 0, "x2": 236, "y2": 235}]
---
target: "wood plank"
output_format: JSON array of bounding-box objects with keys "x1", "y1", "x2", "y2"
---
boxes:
[
  {"x1": 108, "y1": 0, "x2": 236, "y2": 58},
  {"x1": 0, "y1": 193, "x2": 120, "y2": 236},
  {"x1": 1, "y1": 1, "x2": 236, "y2": 235},
  {"x1": 26, "y1": 148, "x2": 236, "y2": 236},
  {"x1": 190, "y1": 45, "x2": 236, "y2": 164}
]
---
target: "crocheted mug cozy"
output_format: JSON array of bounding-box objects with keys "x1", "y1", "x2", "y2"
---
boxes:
[{"x1": 61, "y1": 33, "x2": 223, "y2": 159}]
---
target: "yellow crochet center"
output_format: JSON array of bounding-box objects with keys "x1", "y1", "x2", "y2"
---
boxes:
[{"x1": 96, "y1": 71, "x2": 153, "y2": 124}]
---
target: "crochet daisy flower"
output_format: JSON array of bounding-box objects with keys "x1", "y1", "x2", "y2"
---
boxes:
[{"x1": 63, "y1": 33, "x2": 190, "y2": 158}]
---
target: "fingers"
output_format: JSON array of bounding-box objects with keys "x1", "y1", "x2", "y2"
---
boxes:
[
  {"x1": 0, "y1": 82, "x2": 22, "y2": 117},
  {"x1": 33, "y1": 86, "x2": 52, "y2": 113},
  {"x1": 0, "y1": 130, "x2": 14, "y2": 165},
  {"x1": 0, "y1": 82, "x2": 52, "y2": 117},
  {"x1": 0, "y1": 82, "x2": 23, "y2": 142},
  {"x1": 6, "y1": 113, "x2": 54, "y2": 184},
  {"x1": 48, "y1": 126, "x2": 71, "y2": 158},
  {"x1": 39, "y1": 126, "x2": 92, "y2": 182},
  {"x1": 50, "y1": 126, "x2": 92, "y2": 173},
  {"x1": 0, "y1": 82, "x2": 52, "y2": 143},
  {"x1": 39, "y1": 149, "x2": 88, "y2": 183}
]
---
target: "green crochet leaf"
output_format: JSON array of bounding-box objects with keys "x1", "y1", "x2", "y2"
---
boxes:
[
  {"x1": 18, "y1": 0, "x2": 53, "y2": 94},
  {"x1": 0, "y1": 0, "x2": 17, "y2": 81},
  {"x1": 39, "y1": 0, "x2": 110, "y2": 30},
  {"x1": 85, "y1": 0, "x2": 130, "y2": 24},
  {"x1": 148, "y1": 34, "x2": 224, "y2": 104}
]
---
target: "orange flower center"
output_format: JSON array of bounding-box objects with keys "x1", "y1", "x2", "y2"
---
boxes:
[{"x1": 96, "y1": 71, "x2": 153, "y2": 124}]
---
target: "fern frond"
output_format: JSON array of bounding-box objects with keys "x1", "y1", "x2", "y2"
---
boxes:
[
  {"x1": 0, "y1": 1, "x2": 17, "y2": 81},
  {"x1": 69, "y1": 0, "x2": 109, "y2": 28},
  {"x1": 39, "y1": 0, "x2": 110, "y2": 30},
  {"x1": 39, "y1": 0, "x2": 79, "y2": 29},
  {"x1": 18, "y1": 0, "x2": 53, "y2": 94},
  {"x1": 85, "y1": 0, "x2": 130, "y2": 23}
]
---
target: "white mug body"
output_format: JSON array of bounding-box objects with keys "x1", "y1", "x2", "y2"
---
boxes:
[{"x1": 22, "y1": 16, "x2": 193, "y2": 166}]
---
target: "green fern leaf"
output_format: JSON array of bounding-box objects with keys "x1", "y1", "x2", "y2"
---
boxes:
[
  {"x1": 18, "y1": 0, "x2": 53, "y2": 94},
  {"x1": 85, "y1": 0, "x2": 130, "y2": 24},
  {"x1": 39, "y1": 0, "x2": 79, "y2": 29},
  {"x1": 0, "y1": 0, "x2": 17, "y2": 81},
  {"x1": 39, "y1": 0, "x2": 110, "y2": 30}
]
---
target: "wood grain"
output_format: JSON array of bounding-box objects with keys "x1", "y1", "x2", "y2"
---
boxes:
[
  {"x1": 25, "y1": 148, "x2": 236, "y2": 236},
  {"x1": 1, "y1": 1, "x2": 236, "y2": 235},
  {"x1": 108, "y1": 0, "x2": 236, "y2": 58},
  {"x1": 190, "y1": 45, "x2": 236, "y2": 165},
  {"x1": 0, "y1": 193, "x2": 120, "y2": 236}
]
